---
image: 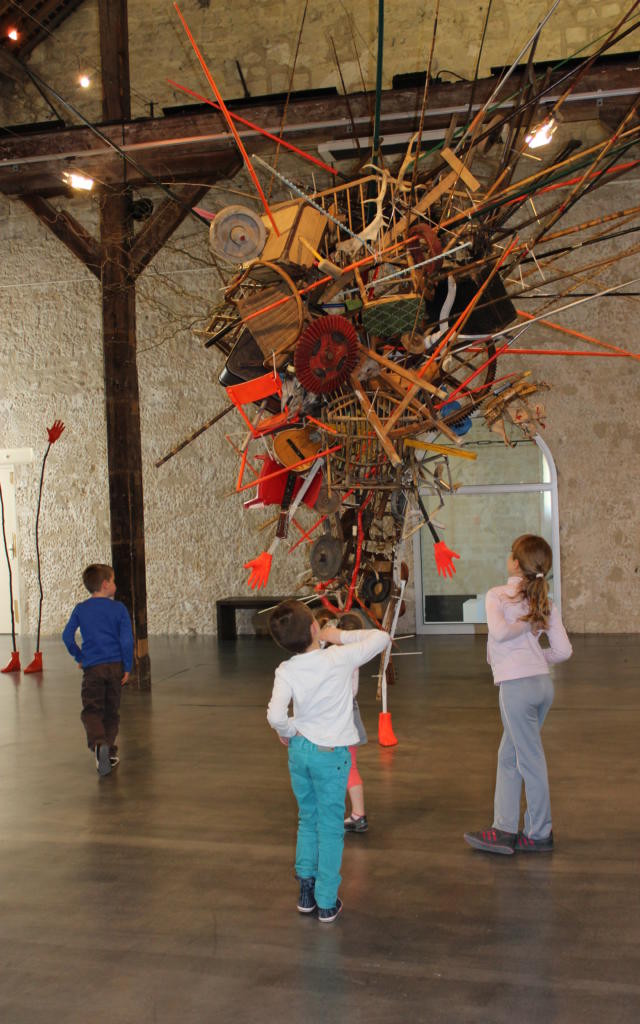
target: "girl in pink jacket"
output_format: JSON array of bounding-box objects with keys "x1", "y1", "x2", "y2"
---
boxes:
[{"x1": 464, "y1": 534, "x2": 572, "y2": 855}]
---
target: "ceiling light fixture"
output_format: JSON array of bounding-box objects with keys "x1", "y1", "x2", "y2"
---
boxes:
[
  {"x1": 62, "y1": 170, "x2": 94, "y2": 191},
  {"x1": 78, "y1": 75, "x2": 91, "y2": 88},
  {"x1": 525, "y1": 116, "x2": 558, "y2": 150}
]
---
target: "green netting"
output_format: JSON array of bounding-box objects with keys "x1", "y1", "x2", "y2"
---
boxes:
[{"x1": 361, "y1": 297, "x2": 426, "y2": 339}]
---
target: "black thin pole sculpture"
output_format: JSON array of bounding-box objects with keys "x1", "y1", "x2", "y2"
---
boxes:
[
  {"x1": 24, "y1": 420, "x2": 65, "y2": 674},
  {"x1": 0, "y1": 482, "x2": 20, "y2": 673}
]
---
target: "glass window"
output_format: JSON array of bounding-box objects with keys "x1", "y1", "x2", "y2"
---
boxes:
[
  {"x1": 414, "y1": 423, "x2": 559, "y2": 631},
  {"x1": 419, "y1": 490, "x2": 554, "y2": 624}
]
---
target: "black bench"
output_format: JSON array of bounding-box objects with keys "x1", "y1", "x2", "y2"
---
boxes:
[{"x1": 216, "y1": 596, "x2": 288, "y2": 642}]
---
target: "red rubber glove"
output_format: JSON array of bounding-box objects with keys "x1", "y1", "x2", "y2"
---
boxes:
[
  {"x1": 243, "y1": 551, "x2": 273, "y2": 590},
  {"x1": 434, "y1": 541, "x2": 460, "y2": 578},
  {"x1": 47, "y1": 420, "x2": 65, "y2": 444}
]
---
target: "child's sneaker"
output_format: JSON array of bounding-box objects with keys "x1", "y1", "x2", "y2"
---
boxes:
[
  {"x1": 317, "y1": 898, "x2": 343, "y2": 923},
  {"x1": 344, "y1": 814, "x2": 368, "y2": 833},
  {"x1": 516, "y1": 831, "x2": 554, "y2": 852},
  {"x1": 463, "y1": 828, "x2": 516, "y2": 855},
  {"x1": 95, "y1": 743, "x2": 112, "y2": 776},
  {"x1": 296, "y1": 877, "x2": 317, "y2": 914}
]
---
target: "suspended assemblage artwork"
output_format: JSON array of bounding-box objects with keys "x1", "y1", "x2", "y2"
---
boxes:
[{"x1": 157, "y1": 3, "x2": 640, "y2": 739}]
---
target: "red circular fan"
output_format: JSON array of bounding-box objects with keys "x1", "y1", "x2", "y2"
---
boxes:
[{"x1": 294, "y1": 315, "x2": 360, "y2": 394}]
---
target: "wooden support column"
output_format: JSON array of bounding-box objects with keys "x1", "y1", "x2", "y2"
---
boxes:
[
  {"x1": 100, "y1": 184, "x2": 150, "y2": 688},
  {"x1": 99, "y1": 0, "x2": 150, "y2": 688}
]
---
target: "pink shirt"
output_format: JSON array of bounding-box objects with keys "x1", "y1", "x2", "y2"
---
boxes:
[{"x1": 486, "y1": 576, "x2": 572, "y2": 684}]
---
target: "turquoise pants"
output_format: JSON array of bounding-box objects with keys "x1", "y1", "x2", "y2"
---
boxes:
[{"x1": 288, "y1": 735, "x2": 351, "y2": 910}]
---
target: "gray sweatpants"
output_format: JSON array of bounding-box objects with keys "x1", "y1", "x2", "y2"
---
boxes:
[{"x1": 492, "y1": 674, "x2": 554, "y2": 840}]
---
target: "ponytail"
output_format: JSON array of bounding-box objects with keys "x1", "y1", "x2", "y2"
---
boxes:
[{"x1": 511, "y1": 534, "x2": 552, "y2": 630}]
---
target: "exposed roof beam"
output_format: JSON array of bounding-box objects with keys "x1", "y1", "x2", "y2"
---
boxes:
[
  {"x1": 0, "y1": 65, "x2": 637, "y2": 197},
  {"x1": 20, "y1": 193, "x2": 101, "y2": 275}
]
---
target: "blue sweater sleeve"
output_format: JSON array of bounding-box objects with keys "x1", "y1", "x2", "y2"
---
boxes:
[
  {"x1": 118, "y1": 604, "x2": 134, "y2": 672},
  {"x1": 62, "y1": 607, "x2": 82, "y2": 662}
]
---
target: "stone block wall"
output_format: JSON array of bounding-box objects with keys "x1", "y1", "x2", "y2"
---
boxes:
[{"x1": 1, "y1": 1, "x2": 637, "y2": 126}]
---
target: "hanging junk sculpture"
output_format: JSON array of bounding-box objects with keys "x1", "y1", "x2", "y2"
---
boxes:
[{"x1": 159, "y1": 3, "x2": 640, "y2": 730}]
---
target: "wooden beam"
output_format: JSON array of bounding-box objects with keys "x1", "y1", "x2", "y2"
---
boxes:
[
  {"x1": 20, "y1": 194, "x2": 101, "y2": 277},
  {"x1": 3, "y1": 0, "x2": 87, "y2": 59},
  {"x1": 1, "y1": 65, "x2": 637, "y2": 197},
  {"x1": 98, "y1": 0, "x2": 150, "y2": 690},
  {"x1": 130, "y1": 183, "x2": 213, "y2": 279},
  {"x1": 100, "y1": 184, "x2": 150, "y2": 690},
  {"x1": 98, "y1": 0, "x2": 130, "y2": 122}
]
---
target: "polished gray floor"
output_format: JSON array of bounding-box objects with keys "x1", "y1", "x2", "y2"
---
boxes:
[{"x1": 0, "y1": 633, "x2": 638, "y2": 1023}]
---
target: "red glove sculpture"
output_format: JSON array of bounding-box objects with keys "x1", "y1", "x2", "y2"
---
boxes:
[
  {"x1": 244, "y1": 551, "x2": 273, "y2": 590},
  {"x1": 434, "y1": 541, "x2": 460, "y2": 578},
  {"x1": 47, "y1": 420, "x2": 65, "y2": 444}
]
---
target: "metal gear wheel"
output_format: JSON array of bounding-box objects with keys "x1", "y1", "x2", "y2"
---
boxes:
[
  {"x1": 294, "y1": 315, "x2": 360, "y2": 394},
  {"x1": 309, "y1": 535, "x2": 344, "y2": 580}
]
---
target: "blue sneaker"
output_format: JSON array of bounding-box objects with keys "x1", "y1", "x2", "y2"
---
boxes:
[
  {"x1": 318, "y1": 898, "x2": 343, "y2": 923},
  {"x1": 297, "y1": 877, "x2": 317, "y2": 914}
]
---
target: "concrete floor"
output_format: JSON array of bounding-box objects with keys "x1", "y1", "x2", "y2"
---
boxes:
[{"x1": 0, "y1": 632, "x2": 638, "y2": 1024}]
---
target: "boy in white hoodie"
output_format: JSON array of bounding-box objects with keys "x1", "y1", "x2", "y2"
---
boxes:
[{"x1": 267, "y1": 600, "x2": 390, "y2": 921}]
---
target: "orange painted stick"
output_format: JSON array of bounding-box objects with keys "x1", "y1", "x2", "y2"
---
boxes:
[
  {"x1": 306, "y1": 415, "x2": 338, "y2": 434},
  {"x1": 167, "y1": 79, "x2": 338, "y2": 177},
  {"x1": 473, "y1": 347, "x2": 628, "y2": 357},
  {"x1": 173, "y1": 3, "x2": 280, "y2": 237},
  {"x1": 516, "y1": 309, "x2": 640, "y2": 361}
]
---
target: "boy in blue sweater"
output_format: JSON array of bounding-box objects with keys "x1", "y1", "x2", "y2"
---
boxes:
[{"x1": 62, "y1": 563, "x2": 134, "y2": 776}]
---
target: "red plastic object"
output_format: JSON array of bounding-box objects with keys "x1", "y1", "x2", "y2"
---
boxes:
[
  {"x1": 46, "y1": 420, "x2": 65, "y2": 444},
  {"x1": 226, "y1": 372, "x2": 283, "y2": 437},
  {"x1": 434, "y1": 541, "x2": 461, "y2": 578},
  {"x1": 243, "y1": 551, "x2": 273, "y2": 590},
  {"x1": 1, "y1": 651, "x2": 21, "y2": 673},
  {"x1": 24, "y1": 651, "x2": 43, "y2": 673},
  {"x1": 248, "y1": 456, "x2": 323, "y2": 509},
  {"x1": 378, "y1": 711, "x2": 398, "y2": 747}
]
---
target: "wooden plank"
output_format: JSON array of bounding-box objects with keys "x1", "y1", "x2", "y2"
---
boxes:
[
  {"x1": 21, "y1": 194, "x2": 101, "y2": 277},
  {"x1": 359, "y1": 345, "x2": 447, "y2": 399},
  {"x1": 440, "y1": 146, "x2": 481, "y2": 191}
]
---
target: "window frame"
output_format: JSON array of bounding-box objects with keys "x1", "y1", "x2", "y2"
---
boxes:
[{"x1": 412, "y1": 434, "x2": 561, "y2": 635}]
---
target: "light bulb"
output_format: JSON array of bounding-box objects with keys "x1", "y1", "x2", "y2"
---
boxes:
[
  {"x1": 7, "y1": 28, "x2": 19, "y2": 41},
  {"x1": 62, "y1": 171, "x2": 94, "y2": 191},
  {"x1": 525, "y1": 117, "x2": 558, "y2": 150},
  {"x1": 79, "y1": 75, "x2": 91, "y2": 89}
]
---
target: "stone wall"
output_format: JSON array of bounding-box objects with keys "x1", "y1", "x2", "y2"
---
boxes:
[{"x1": 1, "y1": 1, "x2": 636, "y2": 126}]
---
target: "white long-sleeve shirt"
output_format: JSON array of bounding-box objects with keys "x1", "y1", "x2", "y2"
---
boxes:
[
  {"x1": 486, "y1": 576, "x2": 572, "y2": 684},
  {"x1": 267, "y1": 629, "x2": 391, "y2": 746}
]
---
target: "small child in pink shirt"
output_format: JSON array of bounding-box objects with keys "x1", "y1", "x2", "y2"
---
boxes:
[{"x1": 464, "y1": 534, "x2": 572, "y2": 855}]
